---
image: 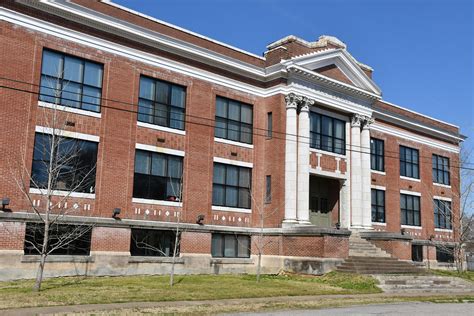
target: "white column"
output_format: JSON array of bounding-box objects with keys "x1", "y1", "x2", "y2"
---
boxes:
[
  {"x1": 283, "y1": 93, "x2": 300, "y2": 226},
  {"x1": 339, "y1": 180, "x2": 350, "y2": 228},
  {"x1": 350, "y1": 114, "x2": 363, "y2": 228},
  {"x1": 361, "y1": 117, "x2": 374, "y2": 229},
  {"x1": 297, "y1": 97, "x2": 314, "y2": 224}
]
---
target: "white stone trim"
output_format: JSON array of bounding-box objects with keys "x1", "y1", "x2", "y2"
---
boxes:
[
  {"x1": 212, "y1": 205, "x2": 251, "y2": 214},
  {"x1": 29, "y1": 188, "x2": 95, "y2": 199},
  {"x1": 371, "y1": 123, "x2": 460, "y2": 153},
  {"x1": 35, "y1": 126, "x2": 100, "y2": 142},
  {"x1": 433, "y1": 196, "x2": 452, "y2": 202},
  {"x1": 309, "y1": 168, "x2": 347, "y2": 180},
  {"x1": 213, "y1": 157, "x2": 253, "y2": 168},
  {"x1": 400, "y1": 176, "x2": 421, "y2": 182},
  {"x1": 132, "y1": 198, "x2": 182, "y2": 207},
  {"x1": 309, "y1": 148, "x2": 346, "y2": 159},
  {"x1": 371, "y1": 170, "x2": 386, "y2": 176},
  {"x1": 401, "y1": 225, "x2": 422, "y2": 230},
  {"x1": 434, "y1": 228, "x2": 453, "y2": 233},
  {"x1": 400, "y1": 190, "x2": 421, "y2": 196},
  {"x1": 371, "y1": 185, "x2": 386, "y2": 191},
  {"x1": 135, "y1": 143, "x2": 185, "y2": 156},
  {"x1": 137, "y1": 121, "x2": 186, "y2": 135},
  {"x1": 433, "y1": 183, "x2": 451, "y2": 189},
  {"x1": 372, "y1": 222, "x2": 387, "y2": 226},
  {"x1": 38, "y1": 101, "x2": 102, "y2": 118},
  {"x1": 214, "y1": 137, "x2": 254, "y2": 149}
]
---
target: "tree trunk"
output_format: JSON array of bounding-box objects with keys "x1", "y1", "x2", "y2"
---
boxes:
[
  {"x1": 256, "y1": 252, "x2": 262, "y2": 283},
  {"x1": 33, "y1": 221, "x2": 49, "y2": 291}
]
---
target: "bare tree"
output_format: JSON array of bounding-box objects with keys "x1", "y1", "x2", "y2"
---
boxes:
[
  {"x1": 130, "y1": 166, "x2": 184, "y2": 287},
  {"x1": 423, "y1": 146, "x2": 474, "y2": 271},
  {"x1": 11, "y1": 73, "x2": 98, "y2": 291}
]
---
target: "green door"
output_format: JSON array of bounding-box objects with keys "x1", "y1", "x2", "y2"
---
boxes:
[{"x1": 310, "y1": 196, "x2": 332, "y2": 227}]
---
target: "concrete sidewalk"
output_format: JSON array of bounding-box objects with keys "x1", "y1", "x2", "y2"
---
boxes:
[{"x1": 2, "y1": 292, "x2": 474, "y2": 316}]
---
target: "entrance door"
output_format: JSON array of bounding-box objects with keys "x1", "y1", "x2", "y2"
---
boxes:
[
  {"x1": 309, "y1": 176, "x2": 334, "y2": 227},
  {"x1": 310, "y1": 196, "x2": 332, "y2": 227}
]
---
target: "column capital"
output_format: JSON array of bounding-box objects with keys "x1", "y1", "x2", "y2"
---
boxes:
[
  {"x1": 351, "y1": 114, "x2": 364, "y2": 127},
  {"x1": 285, "y1": 93, "x2": 302, "y2": 110},
  {"x1": 299, "y1": 96, "x2": 314, "y2": 113},
  {"x1": 362, "y1": 116, "x2": 375, "y2": 129}
]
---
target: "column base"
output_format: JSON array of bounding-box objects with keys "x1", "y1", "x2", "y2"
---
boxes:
[
  {"x1": 282, "y1": 219, "x2": 299, "y2": 228},
  {"x1": 297, "y1": 220, "x2": 312, "y2": 225}
]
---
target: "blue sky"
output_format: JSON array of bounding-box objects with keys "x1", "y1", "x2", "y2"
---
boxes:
[{"x1": 115, "y1": 0, "x2": 473, "y2": 149}]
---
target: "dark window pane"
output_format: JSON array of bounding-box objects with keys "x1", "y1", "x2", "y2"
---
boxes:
[
  {"x1": 155, "y1": 81, "x2": 169, "y2": 104},
  {"x1": 130, "y1": 229, "x2": 178, "y2": 257},
  {"x1": 83, "y1": 62, "x2": 103, "y2": 88},
  {"x1": 225, "y1": 187, "x2": 238, "y2": 207},
  {"x1": 138, "y1": 99, "x2": 154, "y2": 124},
  {"x1": 228, "y1": 101, "x2": 240, "y2": 121},
  {"x1": 215, "y1": 118, "x2": 227, "y2": 138},
  {"x1": 139, "y1": 77, "x2": 155, "y2": 100},
  {"x1": 212, "y1": 184, "x2": 225, "y2": 205},
  {"x1": 63, "y1": 56, "x2": 83, "y2": 82},
  {"x1": 41, "y1": 50, "x2": 63, "y2": 77},
  {"x1": 213, "y1": 164, "x2": 226, "y2": 184},
  {"x1": 171, "y1": 85, "x2": 185, "y2": 108},
  {"x1": 170, "y1": 108, "x2": 185, "y2": 130},
  {"x1": 224, "y1": 235, "x2": 236, "y2": 257},
  {"x1": 216, "y1": 98, "x2": 227, "y2": 118},
  {"x1": 215, "y1": 97, "x2": 253, "y2": 144},
  {"x1": 61, "y1": 82, "x2": 82, "y2": 108},
  {"x1": 211, "y1": 234, "x2": 223, "y2": 257},
  {"x1": 82, "y1": 86, "x2": 101, "y2": 112}
]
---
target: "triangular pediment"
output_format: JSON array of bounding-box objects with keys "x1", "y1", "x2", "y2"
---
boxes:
[
  {"x1": 291, "y1": 49, "x2": 382, "y2": 96},
  {"x1": 313, "y1": 64, "x2": 355, "y2": 86}
]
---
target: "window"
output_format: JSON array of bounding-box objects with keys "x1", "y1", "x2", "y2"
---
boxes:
[
  {"x1": 267, "y1": 112, "x2": 273, "y2": 138},
  {"x1": 434, "y1": 199, "x2": 452, "y2": 229},
  {"x1": 310, "y1": 112, "x2": 345, "y2": 155},
  {"x1": 130, "y1": 228, "x2": 178, "y2": 257},
  {"x1": 412, "y1": 244, "x2": 423, "y2": 262},
  {"x1": 212, "y1": 163, "x2": 251, "y2": 209},
  {"x1": 211, "y1": 233, "x2": 250, "y2": 258},
  {"x1": 265, "y1": 175, "x2": 271, "y2": 203},
  {"x1": 137, "y1": 76, "x2": 186, "y2": 130},
  {"x1": 133, "y1": 150, "x2": 183, "y2": 201},
  {"x1": 432, "y1": 154, "x2": 450, "y2": 185},
  {"x1": 400, "y1": 146, "x2": 419, "y2": 179},
  {"x1": 371, "y1": 189, "x2": 385, "y2": 223},
  {"x1": 436, "y1": 246, "x2": 454, "y2": 263},
  {"x1": 215, "y1": 97, "x2": 253, "y2": 144},
  {"x1": 39, "y1": 49, "x2": 103, "y2": 112},
  {"x1": 24, "y1": 222, "x2": 92, "y2": 255},
  {"x1": 31, "y1": 133, "x2": 98, "y2": 193},
  {"x1": 400, "y1": 194, "x2": 421, "y2": 226},
  {"x1": 370, "y1": 138, "x2": 384, "y2": 172}
]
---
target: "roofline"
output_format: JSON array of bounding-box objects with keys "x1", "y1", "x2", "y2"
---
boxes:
[
  {"x1": 379, "y1": 99, "x2": 460, "y2": 129},
  {"x1": 100, "y1": 0, "x2": 265, "y2": 60}
]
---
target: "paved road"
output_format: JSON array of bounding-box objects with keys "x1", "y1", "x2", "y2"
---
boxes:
[{"x1": 227, "y1": 302, "x2": 474, "y2": 316}]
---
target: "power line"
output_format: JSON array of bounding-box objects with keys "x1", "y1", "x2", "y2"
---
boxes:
[
  {"x1": 2, "y1": 76, "x2": 467, "y2": 163},
  {"x1": 0, "y1": 78, "x2": 474, "y2": 171}
]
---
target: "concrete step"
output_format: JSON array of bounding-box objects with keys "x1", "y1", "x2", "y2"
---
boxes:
[
  {"x1": 336, "y1": 255, "x2": 425, "y2": 274},
  {"x1": 374, "y1": 275, "x2": 474, "y2": 293}
]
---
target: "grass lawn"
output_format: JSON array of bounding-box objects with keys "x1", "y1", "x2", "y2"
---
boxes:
[
  {"x1": 430, "y1": 270, "x2": 474, "y2": 282},
  {"x1": 0, "y1": 272, "x2": 380, "y2": 310}
]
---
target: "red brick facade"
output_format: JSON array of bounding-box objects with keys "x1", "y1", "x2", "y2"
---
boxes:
[{"x1": 0, "y1": 1, "x2": 463, "y2": 277}]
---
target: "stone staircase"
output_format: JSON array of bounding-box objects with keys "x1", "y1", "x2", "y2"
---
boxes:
[
  {"x1": 336, "y1": 231, "x2": 424, "y2": 274},
  {"x1": 375, "y1": 274, "x2": 474, "y2": 293}
]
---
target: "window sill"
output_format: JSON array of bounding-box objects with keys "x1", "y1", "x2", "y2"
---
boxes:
[
  {"x1": 434, "y1": 228, "x2": 453, "y2": 233},
  {"x1": 371, "y1": 170, "x2": 386, "y2": 176},
  {"x1": 309, "y1": 148, "x2": 346, "y2": 159},
  {"x1": 433, "y1": 183, "x2": 451, "y2": 189},
  {"x1": 132, "y1": 198, "x2": 182, "y2": 207},
  {"x1": 372, "y1": 222, "x2": 387, "y2": 226},
  {"x1": 38, "y1": 101, "x2": 101, "y2": 118},
  {"x1": 137, "y1": 121, "x2": 186, "y2": 136},
  {"x1": 212, "y1": 205, "x2": 252, "y2": 214},
  {"x1": 401, "y1": 225, "x2": 422, "y2": 230},
  {"x1": 210, "y1": 258, "x2": 253, "y2": 264},
  {"x1": 129, "y1": 256, "x2": 184, "y2": 264},
  {"x1": 21, "y1": 255, "x2": 93, "y2": 263},
  {"x1": 29, "y1": 188, "x2": 95, "y2": 199},
  {"x1": 400, "y1": 176, "x2": 421, "y2": 182},
  {"x1": 214, "y1": 137, "x2": 254, "y2": 149}
]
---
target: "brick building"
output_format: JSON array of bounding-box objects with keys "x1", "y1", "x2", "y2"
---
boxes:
[{"x1": 0, "y1": 0, "x2": 465, "y2": 279}]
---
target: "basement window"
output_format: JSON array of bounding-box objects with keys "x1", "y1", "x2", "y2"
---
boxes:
[
  {"x1": 436, "y1": 246, "x2": 454, "y2": 263},
  {"x1": 130, "y1": 228, "x2": 178, "y2": 257},
  {"x1": 411, "y1": 244, "x2": 423, "y2": 262},
  {"x1": 24, "y1": 222, "x2": 92, "y2": 256},
  {"x1": 211, "y1": 233, "x2": 250, "y2": 258}
]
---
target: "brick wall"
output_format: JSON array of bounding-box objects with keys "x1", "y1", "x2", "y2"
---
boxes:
[
  {"x1": 180, "y1": 231, "x2": 211, "y2": 254},
  {"x1": 370, "y1": 239, "x2": 412, "y2": 260},
  {"x1": 91, "y1": 226, "x2": 131, "y2": 252},
  {"x1": 0, "y1": 222, "x2": 26, "y2": 250}
]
